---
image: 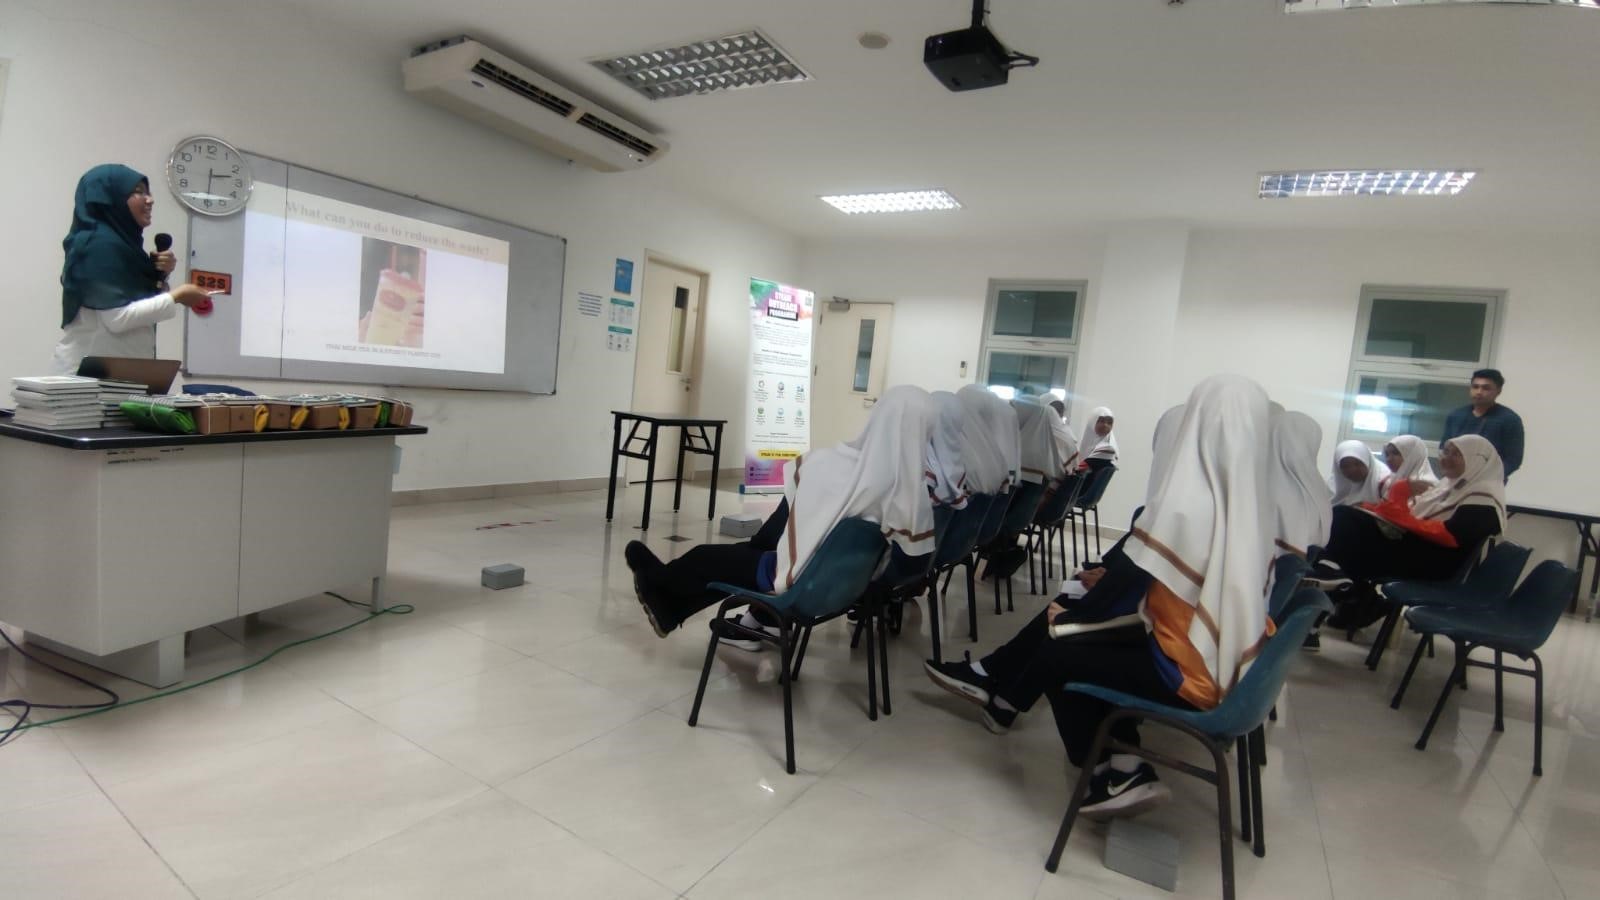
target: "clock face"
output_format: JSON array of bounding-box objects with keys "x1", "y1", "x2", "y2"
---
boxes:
[{"x1": 167, "y1": 136, "x2": 253, "y2": 216}]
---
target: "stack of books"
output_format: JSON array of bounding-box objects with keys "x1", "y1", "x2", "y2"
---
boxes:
[
  {"x1": 10, "y1": 376, "x2": 105, "y2": 430},
  {"x1": 97, "y1": 380, "x2": 146, "y2": 428}
]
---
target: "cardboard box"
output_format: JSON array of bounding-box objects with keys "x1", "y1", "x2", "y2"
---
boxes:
[
  {"x1": 348, "y1": 403, "x2": 380, "y2": 429},
  {"x1": 228, "y1": 405, "x2": 256, "y2": 433},
  {"x1": 189, "y1": 405, "x2": 234, "y2": 435},
  {"x1": 263, "y1": 401, "x2": 293, "y2": 431}
]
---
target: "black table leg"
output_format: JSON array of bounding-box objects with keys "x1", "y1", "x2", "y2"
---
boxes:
[
  {"x1": 1582, "y1": 521, "x2": 1599, "y2": 615},
  {"x1": 604, "y1": 413, "x2": 623, "y2": 522},
  {"x1": 708, "y1": 425, "x2": 723, "y2": 521},
  {"x1": 672, "y1": 427, "x2": 688, "y2": 512},
  {"x1": 640, "y1": 422, "x2": 658, "y2": 530}
]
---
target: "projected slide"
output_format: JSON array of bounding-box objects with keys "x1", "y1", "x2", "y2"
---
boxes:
[{"x1": 240, "y1": 184, "x2": 510, "y2": 374}]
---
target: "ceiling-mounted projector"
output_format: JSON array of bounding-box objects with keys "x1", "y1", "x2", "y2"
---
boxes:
[{"x1": 924, "y1": 0, "x2": 1039, "y2": 92}]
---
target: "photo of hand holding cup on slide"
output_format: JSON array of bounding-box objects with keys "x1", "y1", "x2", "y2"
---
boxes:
[{"x1": 357, "y1": 239, "x2": 426, "y2": 348}]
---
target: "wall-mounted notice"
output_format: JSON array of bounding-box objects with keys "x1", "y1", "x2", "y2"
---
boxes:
[
  {"x1": 743, "y1": 278, "x2": 815, "y2": 493},
  {"x1": 577, "y1": 291, "x2": 603, "y2": 317},
  {"x1": 608, "y1": 296, "x2": 635, "y2": 327},
  {"x1": 614, "y1": 258, "x2": 634, "y2": 294},
  {"x1": 606, "y1": 325, "x2": 633, "y2": 353}
]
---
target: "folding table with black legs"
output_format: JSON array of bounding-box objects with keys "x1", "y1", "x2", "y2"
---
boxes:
[{"x1": 604, "y1": 411, "x2": 727, "y2": 531}]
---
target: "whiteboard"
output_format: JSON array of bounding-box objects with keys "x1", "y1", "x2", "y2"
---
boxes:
[{"x1": 184, "y1": 152, "x2": 565, "y2": 394}]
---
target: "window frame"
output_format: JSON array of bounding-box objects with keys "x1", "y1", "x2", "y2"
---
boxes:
[
  {"x1": 1340, "y1": 284, "x2": 1504, "y2": 454},
  {"x1": 978, "y1": 279, "x2": 1087, "y2": 399}
]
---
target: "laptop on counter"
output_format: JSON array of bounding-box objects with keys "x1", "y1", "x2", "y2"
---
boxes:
[{"x1": 76, "y1": 357, "x2": 182, "y2": 395}]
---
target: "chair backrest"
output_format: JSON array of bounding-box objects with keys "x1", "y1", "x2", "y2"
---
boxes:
[
  {"x1": 998, "y1": 480, "x2": 1046, "y2": 536},
  {"x1": 781, "y1": 517, "x2": 888, "y2": 620},
  {"x1": 935, "y1": 493, "x2": 994, "y2": 568},
  {"x1": 1032, "y1": 475, "x2": 1080, "y2": 528},
  {"x1": 1207, "y1": 590, "x2": 1333, "y2": 739},
  {"x1": 875, "y1": 543, "x2": 935, "y2": 591},
  {"x1": 1448, "y1": 533, "x2": 1497, "y2": 583},
  {"x1": 1463, "y1": 541, "x2": 1531, "y2": 599},
  {"x1": 1502, "y1": 560, "x2": 1580, "y2": 650},
  {"x1": 974, "y1": 490, "x2": 1013, "y2": 546},
  {"x1": 1267, "y1": 554, "x2": 1311, "y2": 620},
  {"x1": 1072, "y1": 465, "x2": 1117, "y2": 510}
]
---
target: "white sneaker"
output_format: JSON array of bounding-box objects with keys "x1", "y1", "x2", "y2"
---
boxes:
[{"x1": 720, "y1": 612, "x2": 781, "y2": 652}]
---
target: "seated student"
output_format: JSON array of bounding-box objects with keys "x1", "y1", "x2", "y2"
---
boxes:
[
  {"x1": 1380, "y1": 434, "x2": 1439, "y2": 499},
  {"x1": 978, "y1": 396, "x2": 1065, "y2": 578},
  {"x1": 925, "y1": 376, "x2": 1277, "y2": 819},
  {"x1": 955, "y1": 384, "x2": 1014, "y2": 495},
  {"x1": 1313, "y1": 435, "x2": 1506, "y2": 629},
  {"x1": 625, "y1": 385, "x2": 937, "y2": 638},
  {"x1": 1046, "y1": 398, "x2": 1081, "y2": 473},
  {"x1": 1328, "y1": 439, "x2": 1390, "y2": 507},
  {"x1": 1268, "y1": 407, "x2": 1335, "y2": 649},
  {"x1": 1075, "y1": 407, "x2": 1119, "y2": 475}
]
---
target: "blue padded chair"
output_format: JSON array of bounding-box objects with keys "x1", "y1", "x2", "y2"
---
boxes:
[
  {"x1": 844, "y1": 537, "x2": 938, "y2": 716},
  {"x1": 1389, "y1": 560, "x2": 1578, "y2": 776},
  {"x1": 1045, "y1": 592, "x2": 1333, "y2": 899},
  {"x1": 943, "y1": 491, "x2": 1012, "y2": 643},
  {"x1": 1268, "y1": 554, "x2": 1312, "y2": 620},
  {"x1": 689, "y1": 517, "x2": 888, "y2": 774},
  {"x1": 1026, "y1": 475, "x2": 1084, "y2": 594},
  {"x1": 1065, "y1": 465, "x2": 1117, "y2": 568},
  {"x1": 1362, "y1": 536, "x2": 1510, "y2": 670},
  {"x1": 976, "y1": 480, "x2": 1048, "y2": 617},
  {"x1": 924, "y1": 495, "x2": 994, "y2": 662}
]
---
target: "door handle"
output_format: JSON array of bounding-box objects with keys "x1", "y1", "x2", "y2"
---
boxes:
[{"x1": 863, "y1": 396, "x2": 877, "y2": 408}]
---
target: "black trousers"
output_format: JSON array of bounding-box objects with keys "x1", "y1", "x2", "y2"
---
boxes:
[
  {"x1": 982, "y1": 611, "x2": 1189, "y2": 767},
  {"x1": 1322, "y1": 505, "x2": 1466, "y2": 583},
  {"x1": 652, "y1": 499, "x2": 788, "y2": 623}
]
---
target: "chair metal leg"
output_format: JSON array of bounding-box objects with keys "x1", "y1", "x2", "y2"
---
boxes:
[
  {"x1": 927, "y1": 575, "x2": 944, "y2": 664},
  {"x1": 994, "y1": 557, "x2": 1003, "y2": 615},
  {"x1": 878, "y1": 609, "x2": 892, "y2": 716},
  {"x1": 1235, "y1": 737, "x2": 1253, "y2": 845},
  {"x1": 686, "y1": 630, "x2": 722, "y2": 727},
  {"x1": 849, "y1": 615, "x2": 865, "y2": 650},
  {"x1": 966, "y1": 561, "x2": 979, "y2": 641},
  {"x1": 1045, "y1": 721, "x2": 1115, "y2": 873},
  {"x1": 1531, "y1": 652, "x2": 1544, "y2": 777},
  {"x1": 1250, "y1": 725, "x2": 1267, "y2": 769},
  {"x1": 864, "y1": 607, "x2": 879, "y2": 722},
  {"x1": 1028, "y1": 528, "x2": 1039, "y2": 596},
  {"x1": 1093, "y1": 507, "x2": 1103, "y2": 559},
  {"x1": 1006, "y1": 574, "x2": 1014, "y2": 612},
  {"x1": 1416, "y1": 642, "x2": 1466, "y2": 751},
  {"x1": 1493, "y1": 650, "x2": 1505, "y2": 732},
  {"x1": 1365, "y1": 606, "x2": 1402, "y2": 671},
  {"x1": 1208, "y1": 741, "x2": 1238, "y2": 900},
  {"x1": 791, "y1": 625, "x2": 813, "y2": 681},
  {"x1": 1249, "y1": 735, "x2": 1266, "y2": 858},
  {"x1": 1391, "y1": 631, "x2": 1431, "y2": 709},
  {"x1": 779, "y1": 626, "x2": 796, "y2": 774}
]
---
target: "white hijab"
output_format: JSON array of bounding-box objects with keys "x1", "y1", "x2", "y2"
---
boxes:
[
  {"x1": 1012, "y1": 397, "x2": 1063, "y2": 484},
  {"x1": 776, "y1": 385, "x2": 937, "y2": 591},
  {"x1": 1077, "y1": 406, "x2": 1120, "y2": 464},
  {"x1": 1328, "y1": 439, "x2": 1390, "y2": 506},
  {"x1": 1126, "y1": 375, "x2": 1276, "y2": 704},
  {"x1": 1383, "y1": 435, "x2": 1439, "y2": 492},
  {"x1": 1147, "y1": 404, "x2": 1186, "y2": 501},
  {"x1": 925, "y1": 391, "x2": 970, "y2": 509},
  {"x1": 1411, "y1": 434, "x2": 1507, "y2": 531},
  {"x1": 1045, "y1": 397, "x2": 1080, "y2": 470},
  {"x1": 1270, "y1": 409, "x2": 1334, "y2": 557},
  {"x1": 954, "y1": 385, "x2": 1009, "y2": 495},
  {"x1": 967, "y1": 386, "x2": 1020, "y2": 490}
]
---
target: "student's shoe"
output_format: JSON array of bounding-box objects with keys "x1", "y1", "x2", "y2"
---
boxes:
[
  {"x1": 981, "y1": 700, "x2": 1017, "y2": 735},
  {"x1": 1303, "y1": 560, "x2": 1352, "y2": 592},
  {"x1": 718, "y1": 611, "x2": 781, "y2": 652},
  {"x1": 923, "y1": 652, "x2": 994, "y2": 706},
  {"x1": 624, "y1": 541, "x2": 676, "y2": 638},
  {"x1": 1080, "y1": 763, "x2": 1171, "y2": 820},
  {"x1": 1301, "y1": 630, "x2": 1321, "y2": 652}
]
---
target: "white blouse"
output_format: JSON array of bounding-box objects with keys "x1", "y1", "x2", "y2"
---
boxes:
[{"x1": 51, "y1": 293, "x2": 176, "y2": 375}]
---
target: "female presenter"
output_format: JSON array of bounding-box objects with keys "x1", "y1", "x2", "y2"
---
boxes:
[{"x1": 52, "y1": 164, "x2": 213, "y2": 374}]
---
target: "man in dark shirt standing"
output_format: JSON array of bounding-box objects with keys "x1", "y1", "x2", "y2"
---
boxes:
[{"x1": 1441, "y1": 368, "x2": 1524, "y2": 480}]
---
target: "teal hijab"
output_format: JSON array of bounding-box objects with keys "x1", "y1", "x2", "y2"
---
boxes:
[{"x1": 60, "y1": 164, "x2": 161, "y2": 328}]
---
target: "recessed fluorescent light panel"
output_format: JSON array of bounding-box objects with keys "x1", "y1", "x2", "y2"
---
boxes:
[
  {"x1": 1259, "y1": 170, "x2": 1476, "y2": 198},
  {"x1": 591, "y1": 30, "x2": 809, "y2": 100},
  {"x1": 1286, "y1": 1, "x2": 1597, "y2": 12},
  {"x1": 819, "y1": 190, "x2": 963, "y2": 214}
]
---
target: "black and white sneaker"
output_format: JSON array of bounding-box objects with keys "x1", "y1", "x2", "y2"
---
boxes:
[
  {"x1": 981, "y1": 701, "x2": 1017, "y2": 735},
  {"x1": 1303, "y1": 560, "x2": 1352, "y2": 592},
  {"x1": 718, "y1": 612, "x2": 782, "y2": 652},
  {"x1": 923, "y1": 652, "x2": 993, "y2": 706},
  {"x1": 1301, "y1": 630, "x2": 1321, "y2": 652},
  {"x1": 1080, "y1": 763, "x2": 1171, "y2": 820}
]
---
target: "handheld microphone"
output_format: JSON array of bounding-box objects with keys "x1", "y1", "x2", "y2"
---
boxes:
[{"x1": 153, "y1": 233, "x2": 173, "y2": 254}]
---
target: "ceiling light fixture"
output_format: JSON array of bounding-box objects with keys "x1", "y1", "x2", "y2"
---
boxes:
[
  {"x1": 590, "y1": 29, "x2": 809, "y2": 101},
  {"x1": 1286, "y1": 1, "x2": 1598, "y2": 13},
  {"x1": 1258, "y1": 170, "x2": 1477, "y2": 198},
  {"x1": 820, "y1": 190, "x2": 963, "y2": 214}
]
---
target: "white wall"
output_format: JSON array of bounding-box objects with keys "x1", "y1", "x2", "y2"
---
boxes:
[{"x1": 0, "y1": 0, "x2": 800, "y2": 491}]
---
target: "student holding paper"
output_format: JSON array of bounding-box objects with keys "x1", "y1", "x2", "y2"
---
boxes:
[{"x1": 925, "y1": 377, "x2": 1278, "y2": 820}]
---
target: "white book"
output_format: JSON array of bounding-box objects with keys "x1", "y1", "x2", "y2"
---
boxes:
[
  {"x1": 12, "y1": 375, "x2": 102, "y2": 394},
  {"x1": 1049, "y1": 613, "x2": 1144, "y2": 640}
]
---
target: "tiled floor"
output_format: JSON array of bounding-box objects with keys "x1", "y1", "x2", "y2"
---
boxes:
[{"x1": 4, "y1": 486, "x2": 1599, "y2": 899}]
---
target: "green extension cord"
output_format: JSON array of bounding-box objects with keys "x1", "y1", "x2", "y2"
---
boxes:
[{"x1": 2, "y1": 596, "x2": 415, "y2": 736}]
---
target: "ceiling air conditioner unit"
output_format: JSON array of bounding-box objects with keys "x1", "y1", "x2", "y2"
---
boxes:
[{"x1": 404, "y1": 36, "x2": 668, "y2": 172}]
